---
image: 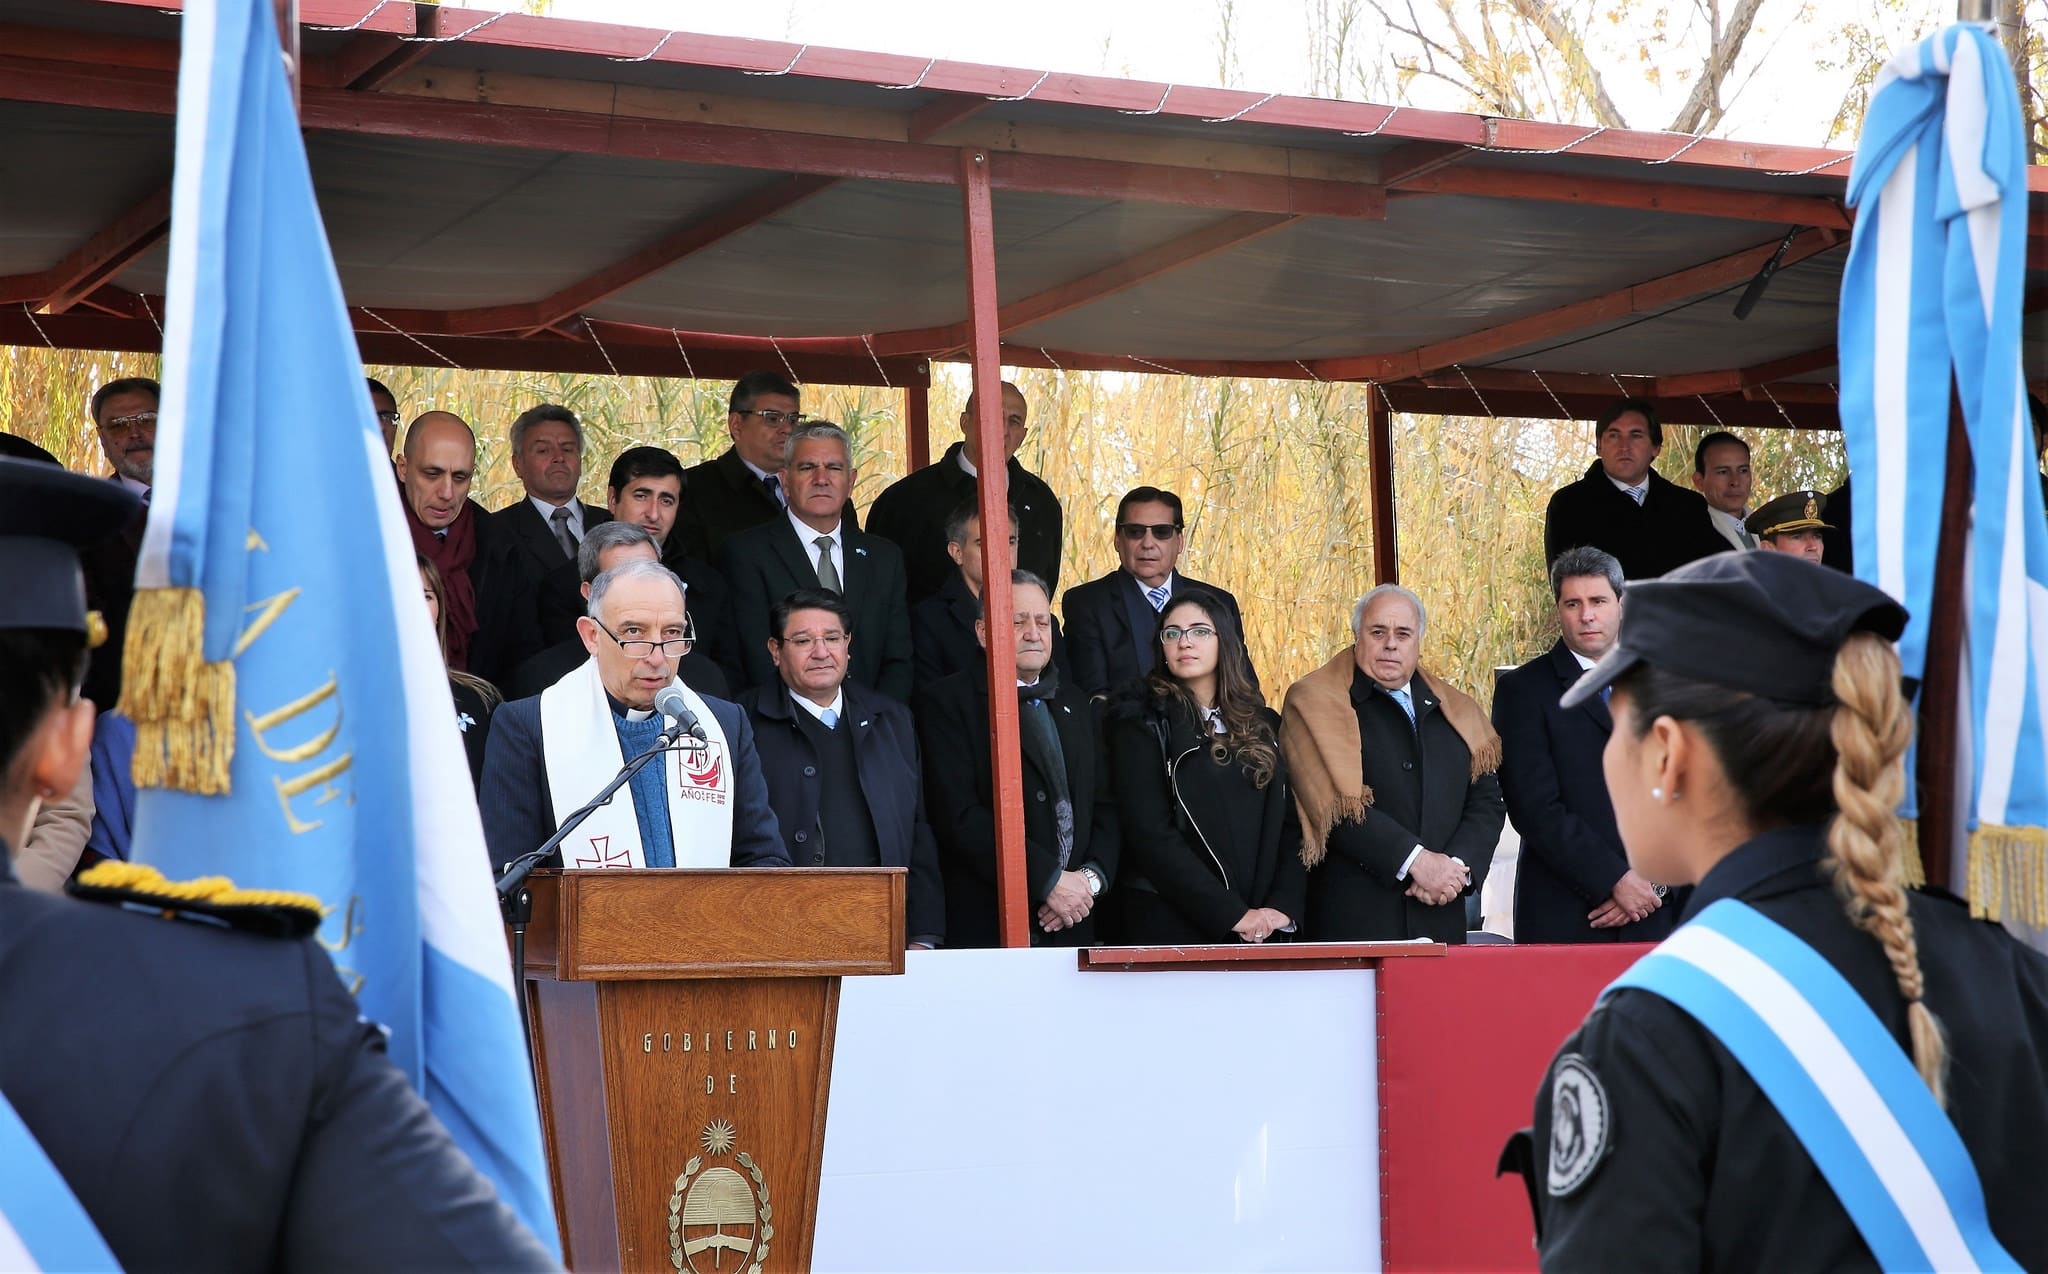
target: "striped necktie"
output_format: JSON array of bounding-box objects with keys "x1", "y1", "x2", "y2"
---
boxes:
[{"x1": 1145, "y1": 583, "x2": 1169, "y2": 611}]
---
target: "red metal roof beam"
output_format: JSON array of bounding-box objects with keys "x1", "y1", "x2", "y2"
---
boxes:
[
  {"x1": 0, "y1": 183, "x2": 171, "y2": 311},
  {"x1": 1390, "y1": 165, "x2": 1850, "y2": 230}
]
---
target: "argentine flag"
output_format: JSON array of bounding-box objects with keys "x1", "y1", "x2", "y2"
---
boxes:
[
  {"x1": 120, "y1": 0, "x2": 558, "y2": 1250},
  {"x1": 1838, "y1": 23, "x2": 2048, "y2": 929}
]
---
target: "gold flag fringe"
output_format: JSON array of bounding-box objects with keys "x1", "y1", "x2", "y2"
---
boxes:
[
  {"x1": 115, "y1": 588, "x2": 235, "y2": 795},
  {"x1": 1967, "y1": 824, "x2": 2048, "y2": 928},
  {"x1": 1897, "y1": 819, "x2": 1926, "y2": 889}
]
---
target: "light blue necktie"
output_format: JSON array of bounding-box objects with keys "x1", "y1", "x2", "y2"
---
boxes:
[
  {"x1": 1145, "y1": 583, "x2": 1169, "y2": 611},
  {"x1": 1391, "y1": 686, "x2": 1416, "y2": 728},
  {"x1": 1627, "y1": 484, "x2": 1647, "y2": 505},
  {"x1": 820, "y1": 707, "x2": 839, "y2": 730}
]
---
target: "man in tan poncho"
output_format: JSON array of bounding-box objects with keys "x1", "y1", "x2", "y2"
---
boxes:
[{"x1": 1279, "y1": 584, "x2": 1505, "y2": 943}]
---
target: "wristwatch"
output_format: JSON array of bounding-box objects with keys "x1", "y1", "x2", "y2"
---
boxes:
[
  {"x1": 1081, "y1": 867, "x2": 1103, "y2": 897},
  {"x1": 1653, "y1": 883, "x2": 1670, "y2": 899}
]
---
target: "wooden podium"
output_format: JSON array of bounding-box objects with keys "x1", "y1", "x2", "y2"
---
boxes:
[{"x1": 521, "y1": 868, "x2": 906, "y2": 1272}]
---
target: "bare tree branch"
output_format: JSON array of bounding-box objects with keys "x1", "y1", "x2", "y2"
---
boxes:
[
  {"x1": 1502, "y1": 0, "x2": 1629, "y2": 126},
  {"x1": 1667, "y1": 0, "x2": 1765, "y2": 134}
]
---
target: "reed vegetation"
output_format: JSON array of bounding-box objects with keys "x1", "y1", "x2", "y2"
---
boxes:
[{"x1": 2, "y1": 345, "x2": 1845, "y2": 705}]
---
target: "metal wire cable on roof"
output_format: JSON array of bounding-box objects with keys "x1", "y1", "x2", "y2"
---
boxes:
[
  {"x1": 862, "y1": 334, "x2": 892, "y2": 389},
  {"x1": 1203, "y1": 91, "x2": 1281, "y2": 125},
  {"x1": 307, "y1": 0, "x2": 397, "y2": 32},
  {"x1": 137, "y1": 293, "x2": 163, "y2": 338},
  {"x1": 743, "y1": 45, "x2": 809, "y2": 76},
  {"x1": 1124, "y1": 353, "x2": 1193, "y2": 376},
  {"x1": 1343, "y1": 106, "x2": 1402, "y2": 138},
  {"x1": 1529, "y1": 368, "x2": 1569, "y2": 417},
  {"x1": 1038, "y1": 347, "x2": 1065, "y2": 375},
  {"x1": 1496, "y1": 125, "x2": 1610, "y2": 156},
  {"x1": 582, "y1": 317, "x2": 621, "y2": 378},
  {"x1": 1118, "y1": 84, "x2": 1175, "y2": 116},
  {"x1": 1644, "y1": 133, "x2": 1711, "y2": 165},
  {"x1": 1696, "y1": 393, "x2": 1728, "y2": 427},
  {"x1": 768, "y1": 336, "x2": 801, "y2": 384},
  {"x1": 358, "y1": 307, "x2": 460, "y2": 367},
  {"x1": 669, "y1": 329, "x2": 698, "y2": 382},
  {"x1": 877, "y1": 57, "x2": 940, "y2": 91},
  {"x1": 608, "y1": 31, "x2": 679, "y2": 64},
  {"x1": 1295, "y1": 360, "x2": 1324, "y2": 383},
  {"x1": 987, "y1": 70, "x2": 1053, "y2": 103},
  {"x1": 1765, "y1": 154, "x2": 1854, "y2": 177},
  {"x1": 1453, "y1": 364, "x2": 1497, "y2": 417},
  {"x1": 18, "y1": 304, "x2": 54, "y2": 350},
  {"x1": 1755, "y1": 379, "x2": 1799, "y2": 427}
]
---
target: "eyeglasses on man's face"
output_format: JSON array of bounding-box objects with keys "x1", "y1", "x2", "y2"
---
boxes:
[
  {"x1": 597, "y1": 618, "x2": 695, "y2": 658},
  {"x1": 739, "y1": 409, "x2": 807, "y2": 427},
  {"x1": 100, "y1": 411, "x2": 158, "y2": 435},
  {"x1": 1117, "y1": 522, "x2": 1182, "y2": 542},
  {"x1": 374, "y1": 410, "x2": 402, "y2": 425},
  {"x1": 1159, "y1": 625, "x2": 1218, "y2": 644},
  {"x1": 776, "y1": 630, "x2": 849, "y2": 653}
]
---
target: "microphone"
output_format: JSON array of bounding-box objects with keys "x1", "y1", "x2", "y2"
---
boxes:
[
  {"x1": 654, "y1": 684, "x2": 708, "y2": 745},
  {"x1": 1732, "y1": 225, "x2": 1802, "y2": 320}
]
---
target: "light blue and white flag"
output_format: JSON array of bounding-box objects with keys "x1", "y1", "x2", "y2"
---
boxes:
[
  {"x1": 0, "y1": 1091, "x2": 120, "y2": 1272},
  {"x1": 120, "y1": 0, "x2": 558, "y2": 1251},
  {"x1": 1837, "y1": 22, "x2": 2048, "y2": 925}
]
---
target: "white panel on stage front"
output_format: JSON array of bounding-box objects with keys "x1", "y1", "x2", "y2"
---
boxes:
[{"x1": 814, "y1": 949, "x2": 1380, "y2": 1273}]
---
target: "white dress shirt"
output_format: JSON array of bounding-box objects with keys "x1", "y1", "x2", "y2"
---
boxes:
[
  {"x1": 789, "y1": 687, "x2": 846, "y2": 725},
  {"x1": 528, "y1": 494, "x2": 586, "y2": 541}
]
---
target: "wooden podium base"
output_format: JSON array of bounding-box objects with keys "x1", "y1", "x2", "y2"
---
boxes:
[{"x1": 521, "y1": 868, "x2": 905, "y2": 1272}]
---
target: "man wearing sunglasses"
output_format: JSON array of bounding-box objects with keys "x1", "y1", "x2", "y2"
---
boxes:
[
  {"x1": 1062, "y1": 485, "x2": 1258, "y2": 698},
  {"x1": 672, "y1": 370, "x2": 860, "y2": 562}
]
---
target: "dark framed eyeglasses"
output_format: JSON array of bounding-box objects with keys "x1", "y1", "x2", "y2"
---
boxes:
[
  {"x1": 1159, "y1": 624, "x2": 1218, "y2": 644},
  {"x1": 739, "y1": 409, "x2": 806, "y2": 427},
  {"x1": 374, "y1": 410, "x2": 401, "y2": 425},
  {"x1": 1117, "y1": 522, "x2": 1182, "y2": 542},
  {"x1": 101, "y1": 410, "x2": 158, "y2": 434},
  {"x1": 596, "y1": 618, "x2": 695, "y2": 658}
]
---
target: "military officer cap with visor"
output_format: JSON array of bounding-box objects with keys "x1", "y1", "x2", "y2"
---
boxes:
[
  {"x1": 1560, "y1": 549, "x2": 1907, "y2": 711},
  {"x1": 0, "y1": 455, "x2": 137, "y2": 644},
  {"x1": 1743, "y1": 488, "x2": 1834, "y2": 541}
]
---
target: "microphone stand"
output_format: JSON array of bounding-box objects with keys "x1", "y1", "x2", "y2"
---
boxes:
[{"x1": 497, "y1": 732, "x2": 700, "y2": 1047}]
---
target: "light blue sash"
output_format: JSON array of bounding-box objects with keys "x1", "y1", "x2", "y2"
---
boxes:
[
  {"x1": 1605, "y1": 899, "x2": 2017, "y2": 1273},
  {"x1": 0, "y1": 1089, "x2": 120, "y2": 1271}
]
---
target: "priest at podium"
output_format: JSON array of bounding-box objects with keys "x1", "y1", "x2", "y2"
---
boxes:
[{"x1": 481, "y1": 559, "x2": 788, "y2": 871}]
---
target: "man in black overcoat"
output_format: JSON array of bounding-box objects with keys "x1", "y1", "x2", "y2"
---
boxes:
[
  {"x1": 1493, "y1": 547, "x2": 1675, "y2": 943},
  {"x1": 915, "y1": 570, "x2": 1118, "y2": 948},
  {"x1": 1543, "y1": 398, "x2": 1728, "y2": 580},
  {"x1": 909, "y1": 498, "x2": 1065, "y2": 692},
  {"x1": 1062, "y1": 485, "x2": 1256, "y2": 698},
  {"x1": 742, "y1": 590, "x2": 945, "y2": 948},
  {"x1": 865, "y1": 379, "x2": 1063, "y2": 603}
]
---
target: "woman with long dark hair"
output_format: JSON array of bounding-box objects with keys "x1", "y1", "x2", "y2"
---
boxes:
[
  {"x1": 1103, "y1": 587, "x2": 1304, "y2": 944},
  {"x1": 418, "y1": 554, "x2": 500, "y2": 790},
  {"x1": 1519, "y1": 551, "x2": 2048, "y2": 1270}
]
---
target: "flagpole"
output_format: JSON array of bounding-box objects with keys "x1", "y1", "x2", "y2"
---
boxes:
[{"x1": 273, "y1": 0, "x2": 300, "y2": 112}]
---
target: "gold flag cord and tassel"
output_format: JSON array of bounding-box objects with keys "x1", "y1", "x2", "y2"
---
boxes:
[
  {"x1": 116, "y1": 587, "x2": 235, "y2": 795},
  {"x1": 1967, "y1": 824, "x2": 2048, "y2": 928}
]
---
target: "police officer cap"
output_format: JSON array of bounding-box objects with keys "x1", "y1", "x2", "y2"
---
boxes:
[
  {"x1": 0, "y1": 456, "x2": 140, "y2": 635},
  {"x1": 1560, "y1": 550, "x2": 1907, "y2": 710}
]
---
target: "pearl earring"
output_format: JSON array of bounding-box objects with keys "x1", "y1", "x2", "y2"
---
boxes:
[{"x1": 1651, "y1": 787, "x2": 1665, "y2": 801}]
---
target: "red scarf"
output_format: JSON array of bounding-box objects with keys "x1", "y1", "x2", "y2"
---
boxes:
[{"x1": 407, "y1": 498, "x2": 480, "y2": 670}]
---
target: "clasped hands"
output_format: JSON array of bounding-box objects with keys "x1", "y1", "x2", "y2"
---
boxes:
[
  {"x1": 1588, "y1": 870, "x2": 1663, "y2": 928},
  {"x1": 1036, "y1": 870, "x2": 1094, "y2": 933},
  {"x1": 1403, "y1": 848, "x2": 1469, "y2": 907},
  {"x1": 1232, "y1": 907, "x2": 1293, "y2": 943}
]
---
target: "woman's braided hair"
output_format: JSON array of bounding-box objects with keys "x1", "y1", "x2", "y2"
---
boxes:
[{"x1": 1616, "y1": 630, "x2": 1946, "y2": 1104}]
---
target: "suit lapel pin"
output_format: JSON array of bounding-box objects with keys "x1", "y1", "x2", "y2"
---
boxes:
[{"x1": 855, "y1": 546, "x2": 868, "y2": 557}]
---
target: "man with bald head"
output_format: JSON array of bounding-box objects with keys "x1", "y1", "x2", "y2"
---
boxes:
[
  {"x1": 480, "y1": 559, "x2": 785, "y2": 872},
  {"x1": 867, "y1": 380, "x2": 1064, "y2": 605},
  {"x1": 397, "y1": 410, "x2": 535, "y2": 685}
]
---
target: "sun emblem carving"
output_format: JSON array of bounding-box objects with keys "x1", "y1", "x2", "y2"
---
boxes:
[{"x1": 701, "y1": 1119, "x2": 737, "y2": 1157}]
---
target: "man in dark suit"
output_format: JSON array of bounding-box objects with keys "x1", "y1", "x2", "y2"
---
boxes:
[
  {"x1": 671, "y1": 370, "x2": 857, "y2": 562},
  {"x1": 1282, "y1": 585, "x2": 1504, "y2": 944},
  {"x1": 1543, "y1": 398, "x2": 1728, "y2": 580},
  {"x1": 910, "y1": 497, "x2": 1067, "y2": 692},
  {"x1": 866, "y1": 379, "x2": 1063, "y2": 603},
  {"x1": 718, "y1": 422, "x2": 914, "y2": 701},
  {"x1": 79, "y1": 376, "x2": 159, "y2": 711},
  {"x1": 504, "y1": 522, "x2": 731, "y2": 701},
  {"x1": 916, "y1": 570, "x2": 1118, "y2": 948},
  {"x1": 0, "y1": 458, "x2": 556, "y2": 1271},
  {"x1": 490, "y1": 404, "x2": 610, "y2": 640},
  {"x1": 743, "y1": 590, "x2": 945, "y2": 948},
  {"x1": 597, "y1": 444, "x2": 743, "y2": 688},
  {"x1": 1493, "y1": 547, "x2": 1674, "y2": 944},
  {"x1": 1062, "y1": 485, "x2": 1256, "y2": 698},
  {"x1": 397, "y1": 411, "x2": 533, "y2": 688},
  {"x1": 480, "y1": 559, "x2": 786, "y2": 872}
]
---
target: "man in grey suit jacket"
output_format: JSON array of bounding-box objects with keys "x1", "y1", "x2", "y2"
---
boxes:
[{"x1": 718, "y1": 422, "x2": 915, "y2": 701}]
